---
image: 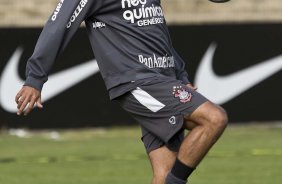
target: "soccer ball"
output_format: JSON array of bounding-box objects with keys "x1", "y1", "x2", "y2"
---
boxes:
[{"x1": 209, "y1": 0, "x2": 231, "y2": 3}]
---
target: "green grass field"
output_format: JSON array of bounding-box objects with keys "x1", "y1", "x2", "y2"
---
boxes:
[{"x1": 0, "y1": 123, "x2": 282, "y2": 184}]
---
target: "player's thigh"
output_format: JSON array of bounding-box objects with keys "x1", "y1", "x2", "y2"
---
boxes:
[
  {"x1": 149, "y1": 146, "x2": 177, "y2": 178},
  {"x1": 184, "y1": 101, "x2": 228, "y2": 128}
]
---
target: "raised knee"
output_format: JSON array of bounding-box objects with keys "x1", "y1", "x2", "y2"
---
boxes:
[{"x1": 209, "y1": 106, "x2": 228, "y2": 130}]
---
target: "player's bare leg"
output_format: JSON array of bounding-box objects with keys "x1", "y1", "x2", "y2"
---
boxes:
[
  {"x1": 165, "y1": 101, "x2": 228, "y2": 183},
  {"x1": 149, "y1": 146, "x2": 177, "y2": 184},
  {"x1": 149, "y1": 120, "x2": 199, "y2": 184},
  {"x1": 180, "y1": 101, "x2": 227, "y2": 167}
]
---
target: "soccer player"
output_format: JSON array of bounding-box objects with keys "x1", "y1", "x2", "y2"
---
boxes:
[{"x1": 15, "y1": 1, "x2": 228, "y2": 183}]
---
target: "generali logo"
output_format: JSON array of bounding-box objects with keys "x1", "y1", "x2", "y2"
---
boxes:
[{"x1": 121, "y1": 0, "x2": 164, "y2": 26}]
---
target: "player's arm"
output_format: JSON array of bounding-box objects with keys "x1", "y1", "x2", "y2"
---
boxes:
[
  {"x1": 16, "y1": 0, "x2": 100, "y2": 116},
  {"x1": 172, "y1": 47, "x2": 197, "y2": 90}
]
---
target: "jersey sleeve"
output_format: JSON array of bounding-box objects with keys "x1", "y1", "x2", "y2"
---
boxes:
[
  {"x1": 24, "y1": 0, "x2": 101, "y2": 91},
  {"x1": 172, "y1": 47, "x2": 191, "y2": 85}
]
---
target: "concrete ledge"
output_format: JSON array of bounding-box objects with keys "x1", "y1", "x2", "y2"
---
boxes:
[{"x1": 1, "y1": 0, "x2": 282, "y2": 27}]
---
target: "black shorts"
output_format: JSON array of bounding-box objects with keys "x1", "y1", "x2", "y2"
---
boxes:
[{"x1": 116, "y1": 78, "x2": 208, "y2": 153}]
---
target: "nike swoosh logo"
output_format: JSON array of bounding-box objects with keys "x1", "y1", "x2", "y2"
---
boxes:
[
  {"x1": 194, "y1": 43, "x2": 282, "y2": 104},
  {"x1": 0, "y1": 47, "x2": 100, "y2": 113}
]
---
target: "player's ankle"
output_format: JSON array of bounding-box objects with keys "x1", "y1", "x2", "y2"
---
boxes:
[
  {"x1": 171, "y1": 158, "x2": 195, "y2": 181},
  {"x1": 165, "y1": 172, "x2": 187, "y2": 184}
]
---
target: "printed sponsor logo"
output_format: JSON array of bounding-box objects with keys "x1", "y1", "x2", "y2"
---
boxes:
[
  {"x1": 195, "y1": 43, "x2": 282, "y2": 104},
  {"x1": 169, "y1": 116, "x2": 176, "y2": 125},
  {"x1": 121, "y1": 0, "x2": 164, "y2": 27},
  {"x1": 66, "y1": 0, "x2": 88, "y2": 28},
  {"x1": 138, "y1": 54, "x2": 175, "y2": 68},
  {"x1": 0, "y1": 47, "x2": 99, "y2": 113},
  {"x1": 93, "y1": 21, "x2": 106, "y2": 29},
  {"x1": 51, "y1": 0, "x2": 64, "y2": 21}
]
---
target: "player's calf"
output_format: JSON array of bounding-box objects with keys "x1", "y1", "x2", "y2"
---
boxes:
[
  {"x1": 165, "y1": 102, "x2": 228, "y2": 184},
  {"x1": 149, "y1": 146, "x2": 177, "y2": 184}
]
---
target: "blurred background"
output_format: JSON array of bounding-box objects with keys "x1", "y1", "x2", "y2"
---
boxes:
[
  {"x1": 0, "y1": 0, "x2": 282, "y2": 184},
  {"x1": 2, "y1": 0, "x2": 282, "y2": 26}
]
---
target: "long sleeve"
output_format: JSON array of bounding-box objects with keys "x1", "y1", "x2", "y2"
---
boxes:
[
  {"x1": 24, "y1": 0, "x2": 101, "y2": 91},
  {"x1": 172, "y1": 47, "x2": 190, "y2": 85}
]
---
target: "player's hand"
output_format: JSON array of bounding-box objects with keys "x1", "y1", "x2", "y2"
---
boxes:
[
  {"x1": 186, "y1": 83, "x2": 198, "y2": 91},
  {"x1": 15, "y1": 86, "x2": 43, "y2": 116}
]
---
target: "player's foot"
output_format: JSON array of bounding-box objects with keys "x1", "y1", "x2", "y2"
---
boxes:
[{"x1": 165, "y1": 173, "x2": 187, "y2": 184}]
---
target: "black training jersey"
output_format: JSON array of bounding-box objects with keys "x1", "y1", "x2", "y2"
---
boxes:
[{"x1": 24, "y1": 0, "x2": 190, "y2": 98}]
